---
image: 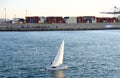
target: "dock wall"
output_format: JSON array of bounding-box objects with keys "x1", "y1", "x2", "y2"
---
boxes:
[{"x1": 0, "y1": 23, "x2": 120, "y2": 31}]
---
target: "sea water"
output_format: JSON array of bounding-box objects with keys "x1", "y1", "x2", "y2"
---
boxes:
[{"x1": 0, "y1": 30, "x2": 120, "y2": 78}]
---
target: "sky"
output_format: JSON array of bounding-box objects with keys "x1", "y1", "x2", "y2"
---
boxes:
[{"x1": 0, "y1": 0, "x2": 120, "y2": 19}]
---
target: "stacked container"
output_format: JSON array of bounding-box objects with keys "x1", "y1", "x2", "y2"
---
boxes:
[
  {"x1": 110, "y1": 17, "x2": 118, "y2": 22},
  {"x1": 26, "y1": 16, "x2": 40, "y2": 23},
  {"x1": 45, "y1": 17, "x2": 55, "y2": 23},
  {"x1": 45, "y1": 17, "x2": 64, "y2": 23},
  {"x1": 64, "y1": 17, "x2": 77, "y2": 24},
  {"x1": 39, "y1": 17, "x2": 45, "y2": 23},
  {"x1": 25, "y1": 16, "x2": 119, "y2": 24},
  {"x1": 77, "y1": 16, "x2": 83, "y2": 23},
  {"x1": 82, "y1": 16, "x2": 95, "y2": 23},
  {"x1": 95, "y1": 17, "x2": 118, "y2": 23},
  {"x1": 77, "y1": 16, "x2": 96, "y2": 23},
  {"x1": 56, "y1": 17, "x2": 65, "y2": 23}
]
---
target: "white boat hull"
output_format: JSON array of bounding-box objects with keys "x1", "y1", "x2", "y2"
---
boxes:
[{"x1": 47, "y1": 65, "x2": 68, "y2": 70}]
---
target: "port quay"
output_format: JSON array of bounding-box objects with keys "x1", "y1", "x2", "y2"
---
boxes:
[
  {"x1": 0, "y1": 23, "x2": 120, "y2": 31},
  {"x1": 0, "y1": 16, "x2": 120, "y2": 31}
]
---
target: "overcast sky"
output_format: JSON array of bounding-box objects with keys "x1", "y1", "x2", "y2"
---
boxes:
[{"x1": 0, "y1": 0, "x2": 120, "y2": 19}]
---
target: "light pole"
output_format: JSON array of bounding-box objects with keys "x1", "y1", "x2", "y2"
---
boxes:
[
  {"x1": 4, "y1": 8, "x2": 6, "y2": 22},
  {"x1": 26, "y1": 9, "x2": 27, "y2": 16}
]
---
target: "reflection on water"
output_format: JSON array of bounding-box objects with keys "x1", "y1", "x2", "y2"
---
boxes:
[
  {"x1": 55, "y1": 70, "x2": 64, "y2": 78},
  {"x1": 50, "y1": 70, "x2": 64, "y2": 78}
]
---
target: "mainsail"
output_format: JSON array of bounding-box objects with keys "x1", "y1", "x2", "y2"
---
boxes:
[{"x1": 51, "y1": 40, "x2": 64, "y2": 67}]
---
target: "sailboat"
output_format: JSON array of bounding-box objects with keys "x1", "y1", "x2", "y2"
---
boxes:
[{"x1": 47, "y1": 40, "x2": 68, "y2": 70}]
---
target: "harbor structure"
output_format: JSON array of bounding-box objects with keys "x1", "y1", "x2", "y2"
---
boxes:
[
  {"x1": 0, "y1": 16, "x2": 120, "y2": 24},
  {"x1": 24, "y1": 16, "x2": 120, "y2": 24}
]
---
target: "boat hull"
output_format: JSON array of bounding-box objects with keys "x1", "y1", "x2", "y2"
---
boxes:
[{"x1": 47, "y1": 65, "x2": 68, "y2": 70}]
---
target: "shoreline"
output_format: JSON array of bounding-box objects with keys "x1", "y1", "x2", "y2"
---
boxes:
[{"x1": 0, "y1": 23, "x2": 120, "y2": 31}]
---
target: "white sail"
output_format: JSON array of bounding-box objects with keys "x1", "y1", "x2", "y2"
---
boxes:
[{"x1": 51, "y1": 40, "x2": 64, "y2": 67}]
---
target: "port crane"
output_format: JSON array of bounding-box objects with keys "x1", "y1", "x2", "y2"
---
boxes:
[{"x1": 100, "y1": 6, "x2": 120, "y2": 17}]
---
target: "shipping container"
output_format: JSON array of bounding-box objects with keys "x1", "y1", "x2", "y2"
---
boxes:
[
  {"x1": 82, "y1": 16, "x2": 95, "y2": 23},
  {"x1": 56, "y1": 17, "x2": 65, "y2": 23},
  {"x1": 45, "y1": 16, "x2": 64, "y2": 23},
  {"x1": 64, "y1": 17, "x2": 77, "y2": 24},
  {"x1": 45, "y1": 17, "x2": 55, "y2": 23},
  {"x1": 26, "y1": 16, "x2": 40, "y2": 23},
  {"x1": 97, "y1": 17, "x2": 104, "y2": 23},
  {"x1": 110, "y1": 17, "x2": 119, "y2": 22},
  {"x1": 95, "y1": 17, "x2": 117, "y2": 23},
  {"x1": 77, "y1": 16, "x2": 95, "y2": 23},
  {"x1": 77, "y1": 17, "x2": 83, "y2": 23},
  {"x1": 39, "y1": 16, "x2": 45, "y2": 23}
]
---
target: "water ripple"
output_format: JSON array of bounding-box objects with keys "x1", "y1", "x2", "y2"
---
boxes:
[{"x1": 0, "y1": 30, "x2": 120, "y2": 78}]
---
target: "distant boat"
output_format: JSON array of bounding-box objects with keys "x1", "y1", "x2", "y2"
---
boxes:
[{"x1": 47, "y1": 40, "x2": 68, "y2": 70}]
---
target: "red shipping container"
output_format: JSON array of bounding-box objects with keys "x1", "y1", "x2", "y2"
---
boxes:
[
  {"x1": 45, "y1": 17, "x2": 65, "y2": 23},
  {"x1": 26, "y1": 16, "x2": 40, "y2": 23},
  {"x1": 77, "y1": 17, "x2": 83, "y2": 23},
  {"x1": 56, "y1": 17, "x2": 65, "y2": 23}
]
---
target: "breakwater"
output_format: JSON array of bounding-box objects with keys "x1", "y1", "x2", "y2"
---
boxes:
[{"x1": 0, "y1": 23, "x2": 120, "y2": 31}]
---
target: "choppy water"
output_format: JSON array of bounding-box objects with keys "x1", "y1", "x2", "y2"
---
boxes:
[{"x1": 0, "y1": 30, "x2": 120, "y2": 78}]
